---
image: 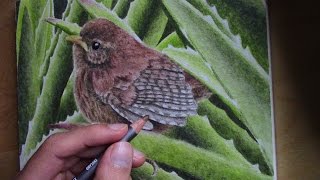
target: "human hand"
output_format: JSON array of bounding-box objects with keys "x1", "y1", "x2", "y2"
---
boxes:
[{"x1": 17, "y1": 124, "x2": 145, "y2": 180}]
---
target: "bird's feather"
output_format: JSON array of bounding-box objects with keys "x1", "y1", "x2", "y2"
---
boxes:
[{"x1": 93, "y1": 58, "x2": 197, "y2": 129}]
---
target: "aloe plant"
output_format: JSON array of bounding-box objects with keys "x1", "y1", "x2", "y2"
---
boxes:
[
  {"x1": 161, "y1": 0, "x2": 273, "y2": 167},
  {"x1": 17, "y1": 0, "x2": 274, "y2": 178},
  {"x1": 206, "y1": 0, "x2": 269, "y2": 71},
  {"x1": 22, "y1": 0, "x2": 85, "y2": 156},
  {"x1": 17, "y1": 0, "x2": 54, "y2": 146}
]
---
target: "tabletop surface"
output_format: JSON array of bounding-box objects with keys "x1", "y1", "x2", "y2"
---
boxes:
[{"x1": 1, "y1": 0, "x2": 320, "y2": 179}]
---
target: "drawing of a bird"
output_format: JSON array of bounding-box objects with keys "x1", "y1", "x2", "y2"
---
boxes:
[{"x1": 67, "y1": 18, "x2": 204, "y2": 130}]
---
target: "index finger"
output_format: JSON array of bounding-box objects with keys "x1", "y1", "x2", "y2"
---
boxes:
[{"x1": 50, "y1": 123, "x2": 128, "y2": 157}]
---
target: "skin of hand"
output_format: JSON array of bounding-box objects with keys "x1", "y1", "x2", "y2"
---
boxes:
[{"x1": 16, "y1": 124, "x2": 145, "y2": 180}]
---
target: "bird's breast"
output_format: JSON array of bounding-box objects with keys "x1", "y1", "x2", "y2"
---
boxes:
[{"x1": 74, "y1": 69, "x2": 122, "y2": 124}]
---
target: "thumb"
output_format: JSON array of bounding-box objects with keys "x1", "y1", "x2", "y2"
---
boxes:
[{"x1": 95, "y1": 142, "x2": 133, "y2": 180}]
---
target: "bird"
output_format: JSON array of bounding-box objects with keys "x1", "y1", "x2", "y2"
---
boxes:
[{"x1": 66, "y1": 18, "x2": 205, "y2": 130}]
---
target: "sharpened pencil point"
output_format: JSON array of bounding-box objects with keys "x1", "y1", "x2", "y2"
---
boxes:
[
  {"x1": 143, "y1": 115, "x2": 149, "y2": 122},
  {"x1": 130, "y1": 116, "x2": 149, "y2": 133}
]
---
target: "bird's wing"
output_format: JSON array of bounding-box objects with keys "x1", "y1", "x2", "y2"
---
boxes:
[
  {"x1": 90, "y1": 68, "x2": 155, "y2": 130},
  {"x1": 108, "y1": 58, "x2": 198, "y2": 129}
]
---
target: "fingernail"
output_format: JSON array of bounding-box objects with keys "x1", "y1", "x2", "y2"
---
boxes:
[
  {"x1": 111, "y1": 142, "x2": 132, "y2": 168},
  {"x1": 108, "y1": 124, "x2": 127, "y2": 131},
  {"x1": 133, "y1": 149, "x2": 145, "y2": 160}
]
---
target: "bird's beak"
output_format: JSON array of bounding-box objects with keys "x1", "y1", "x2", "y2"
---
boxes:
[{"x1": 66, "y1": 35, "x2": 89, "y2": 52}]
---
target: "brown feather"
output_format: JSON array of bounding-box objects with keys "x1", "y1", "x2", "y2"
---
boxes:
[{"x1": 73, "y1": 18, "x2": 203, "y2": 130}]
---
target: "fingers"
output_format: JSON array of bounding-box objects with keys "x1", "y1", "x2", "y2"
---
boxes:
[
  {"x1": 132, "y1": 149, "x2": 145, "y2": 168},
  {"x1": 18, "y1": 123, "x2": 145, "y2": 180},
  {"x1": 51, "y1": 123, "x2": 128, "y2": 157},
  {"x1": 18, "y1": 124, "x2": 128, "y2": 180},
  {"x1": 95, "y1": 142, "x2": 133, "y2": 180},
  {"x1": 70, "y1": 148, "x2": 145, "y2": 176}
]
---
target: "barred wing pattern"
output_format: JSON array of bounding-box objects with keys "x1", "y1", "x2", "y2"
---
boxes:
[{"x1": 109, "y1": 62, "x2": 197, "y2": 130}]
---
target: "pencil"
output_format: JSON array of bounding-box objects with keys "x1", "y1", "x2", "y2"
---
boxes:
[{"x1": 72, "y1": 116, "x2": 149, "y2": 180}]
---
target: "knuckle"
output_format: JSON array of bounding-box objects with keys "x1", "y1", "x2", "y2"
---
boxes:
[
  {"x1": 84, "y1": 123, "x2": 104, "y2": 132},
  {"x1": 87, "y1": 124, "x2": 111, "y2": 136},
  {"x1": 90, "y1": 124, "x2": 107, "y2": 132},
  {"x1": 42, "y1": 133, "x2": 63, "y2": 149}
]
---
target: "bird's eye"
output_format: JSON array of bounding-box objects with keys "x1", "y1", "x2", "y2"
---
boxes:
[{"x1": 92, "y1": 41, "x2": 100, "y2": 50}]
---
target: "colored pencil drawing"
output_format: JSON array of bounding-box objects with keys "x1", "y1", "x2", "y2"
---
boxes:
[{"x1": 17, "y1": 0, "x2": 274, "y2": 179}]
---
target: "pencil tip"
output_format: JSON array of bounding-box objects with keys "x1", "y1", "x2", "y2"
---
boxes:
[
  {"x1": 131, "y1": 116, "x2": 149, "y2": 133},
  {"x1": 143, "y1": 115, "x2": 149, "y2": 121}
]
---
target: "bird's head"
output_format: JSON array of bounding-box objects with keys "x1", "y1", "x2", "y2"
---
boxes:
[{"x1": 67, "y1": 18, "x2": 131, "y2": 69}]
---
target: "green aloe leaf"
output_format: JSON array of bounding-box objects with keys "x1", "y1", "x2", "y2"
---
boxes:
[
  {"x1": 132, "y1": 163, "x2": 183, "y2": 180},
  {"x1": 198, "y1": 99, "x2": 273, "y2": 175},
  {"x1": 167, "y1": 115, "x2": 252, "y2": 168},
  {"x1": 125, "y1": 0, "x2": 168, "y2": 46},
  {"x1": 126, "y1": 0, "x2": 153, "y2": 37},
  {"x1": 46, "y1": 17, "x2": 82, "y2": 35},
  {"x1": 186, "y1": 0, "x2": 234, "y2": 40},
  {"x1": 156, "y1": 32, "x2": 184, "y2": 51},
  {"x1": 18, "y1": 0, "x2": 55, "y2": 146},
  {"x1": 22, "y1": 0, "x2": 47, "y2": 33},
  {"x1": 162, "y1": 47, "x2": 243, "y2": 120},
  {"x1": 16, "y1": 1, "x2": 27, "y2": 60},
  {"x1": 17, "y1": 8, "x2": 35, "y2": 146},
  {"x1": 35, "y1": 0, "x2": 55, "y2": 77},
  {"x1": 162, "y1": 0, "x2": 273, "y2": 165},
  {"x1": 186, "y1": 0, "x2": 263, "y2": 72},
  {"x1": 113, "y1": 0, "x2": 131, "y2": 18},
  {"x1": 56, "y1": 73, "x2": 78, "y2": 122},
  {"x1": 39, "y1": 31, "x2": 61, "y2": 89},
  {"x1": 132, "y1": 132, "x2": 271, "y2": 179},
  {"x1": 62, "y1": 0, "x2": 75, "y2": 20},
  {"x1": 23, "y1": 0, "x2": 85, "y2": 156},
  {"x1": 207, "y1": 0, "x2": 269, "y2": 71},
  {"x1": 126, "y1": 0, "x2": 161, "y2": 39},
  {"x1": 39, "y1": 0, "x2": 75, "y2": 89},
  {"x1": 20, "y1": 111, "x2": 86, "y2": 168},
  {"x1": 77, "y1": 0, "x2": 139, "y2": 40},
  {"x1": 142, "y1": 4, "x2": 168, "y2": 47},
  {"x1": 97, "y1": 0, "x2": 114, "y2": 9}
]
